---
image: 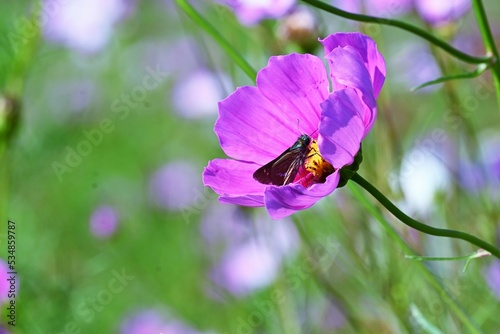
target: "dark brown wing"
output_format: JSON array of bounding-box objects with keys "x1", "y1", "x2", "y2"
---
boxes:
[{"x1": 253, "y1": 148, "x2": 307, "y2": 186}]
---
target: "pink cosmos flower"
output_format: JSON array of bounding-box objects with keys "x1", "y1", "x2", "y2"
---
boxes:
[
  {"x1": 203, "y1": 32, "x2": 386, "y2": 219},
  {"x1": 221, "y1": 0, "x2": 296, "y2": 25}
]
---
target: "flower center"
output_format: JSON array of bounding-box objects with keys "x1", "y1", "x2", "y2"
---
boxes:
[
  {"x1": 304, "y1": 140, "x2": 334, "y2": 183},
  {"x1": 294, "y1": 140, "x2": 334, "y2": 187}
]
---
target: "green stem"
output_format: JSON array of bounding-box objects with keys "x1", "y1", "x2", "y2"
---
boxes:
[
  {"x1": 301, "y1": 0, "x2": 492, "y2": 65},
  {"x1": 175, "y1": 0, "x2": 257, "y2": 81},
  {"x1": 351, "y1": 173, "x2": 500, "y2": 259},
  {"x1": 472, "y1": 0, "x2": 500, "y2": 113},
  {"x1": 411, "y1": 64, "x2": 489, "y2": 91},
  {"x1": 405, "y1": 254, "x2": 475, "y2": 262},
  {"x1": 348, "y1": 183, "x2": 482, "y2": 334}
]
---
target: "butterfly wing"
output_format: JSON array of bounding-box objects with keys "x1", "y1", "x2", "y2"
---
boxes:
[{"x1": 253, "y1": 147, "x2": 307, "y2": 186}]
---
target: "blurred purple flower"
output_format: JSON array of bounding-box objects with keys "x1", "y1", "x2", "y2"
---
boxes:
[
  {"x1": 458, "y1": 134, "x2": 500, "y2": 194},
  {"x1": 43, "y1": 0, "x2": 132, "y2": 53},
  {"x1": 203, "y1": 32, "x2": 386, "y2": 219},
  {"x1": 213, "y1": 241, "x2": 281, "y2": 296},
  {"x1": 414, "y1": 0, "x2": 471, "y2": 26},
  {"x1": 390, "y1": 41, "x2": 442, "y2": 92},
  {"x1": 220, "y1": 0, "x2": 296, "y2": 25},
  {"x1": 200, "y1": 204, "x2": 250, "y2": 249},
  {"x1": 0, "y1": 259, "x2": 10, "y2": 304},
  {"x1": 90, "y1": 205, "x2": 119, "y2": 238},
  {"x1": 330, "y1": 0, "x2": 361, "y2": 13},
  {"x1": 172, "y1": 70, "x2": 229, "y2": 119},
  {"x1": 485, "y1": 259, "x2": 500, "y2": 300},
  {"x1": 203, "y1": 204, "x2": 299, "y2": 296},
  {"x1": 121, "y1": 309, "x2": 203, "y2": 334},
  {"x1": 369, "y1": 0, "x2": 412, "y2": 16},
  {"x1": 149, "y1": 161, "x2": 203, "y2": 211},
  {"x1": 458, "y1": 160, "x2": 486, "y2": 191},
  {"x1": 331, "y1": 0, "x2": 411, "y2": 17},
  {"x1": 321, "y1": 302, "x2": 347, "y2": 330},
  {"x1": 127, "y1": 37, "x2": 198, "y2": 81}
]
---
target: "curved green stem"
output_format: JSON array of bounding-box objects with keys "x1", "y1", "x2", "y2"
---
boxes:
[
  {"x1": 301, "y1": 0, "x2": 492, "y2": 65},
  {"x1": 349, "y1": 183, "x2": 481, "y2": 333},
  {"x1": 351, "y1": 173, "x2": 500, "y2": 259},
  {"x1": 175, "y1": 0, "x2": 257, "y2": 81},
  {"x1": 472, "y1": 0, "x2": 500, "y2": 113},
  {"x1": 411, "y1": 64, "x2": 489, "y2": 91},
  {"x1": 406, "y1": 249, "x2": 491, "y2": 273}
]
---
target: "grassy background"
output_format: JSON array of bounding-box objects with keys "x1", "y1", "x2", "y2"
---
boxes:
[{"x1": 1, "y1": 1, "x2": 500, "y2": 333}]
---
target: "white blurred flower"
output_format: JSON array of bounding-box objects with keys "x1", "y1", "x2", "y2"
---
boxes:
[
  {"x1": 398, "y1": 136, "x2": 452, "y2": 215},
  {"x1": 43, "y1": 0, "x2": 131, "y2": 53},
  {"x1": 172, "y1": 70, "x2": 229, "y2": 119}
]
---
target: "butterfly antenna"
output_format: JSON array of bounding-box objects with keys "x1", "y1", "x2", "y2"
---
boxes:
[{"x1": 309, "y1": 127, "x2": 319, "y2": 138}]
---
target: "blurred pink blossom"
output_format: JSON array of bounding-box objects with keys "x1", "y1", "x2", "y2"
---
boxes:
[
  {"x1": 90, "y1": 205, "x2": 119, "y2": 238},
  {"x1": 0, "y1": 259, "x2": 10, "y2": 304}
]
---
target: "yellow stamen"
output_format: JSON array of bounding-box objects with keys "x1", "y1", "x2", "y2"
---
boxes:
[{"x1": 304, "y1": 140, "x2": 334, "y2": 183}]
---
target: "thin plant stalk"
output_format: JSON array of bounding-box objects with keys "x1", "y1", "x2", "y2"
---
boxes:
[
  {"x1": 351, "y1": 173, "x2": 500, "y2": 259},
  {"x1": 301, "y1": 0, "x2": 492, "y2": 65}
]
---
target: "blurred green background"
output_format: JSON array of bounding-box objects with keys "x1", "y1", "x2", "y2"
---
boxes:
[{"x1": 1, "y1": 0, "x2": 500, "y2": 333}]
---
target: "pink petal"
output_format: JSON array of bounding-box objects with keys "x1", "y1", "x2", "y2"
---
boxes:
[
  {"x1": 215, "y1": 54, "x2": 329, "y2": 164},
  {"x1": 320, "y1": 32, "x2": 386, "y2": 97},
  {"x1": 324, "y1": 46, "x2": 376, "y2": 131},
  {"x1": 219, "y1": 194, "x2": 266, "y2": 207},
  {"x1": 264, "y1": 171, "x2": 340, "y2": 218},
  {"x1": 203, "y1": 159, "x2": 266, "y2": 206},
  {"x1": 318, "y1": 88, "x2": 365, "y2": 168},
  {"x1": 257, "y1": 53, "x2": 329, "y2": 136},
  {"x1": 216, "y1": 86, "x2": 301, "y2": 165}
]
